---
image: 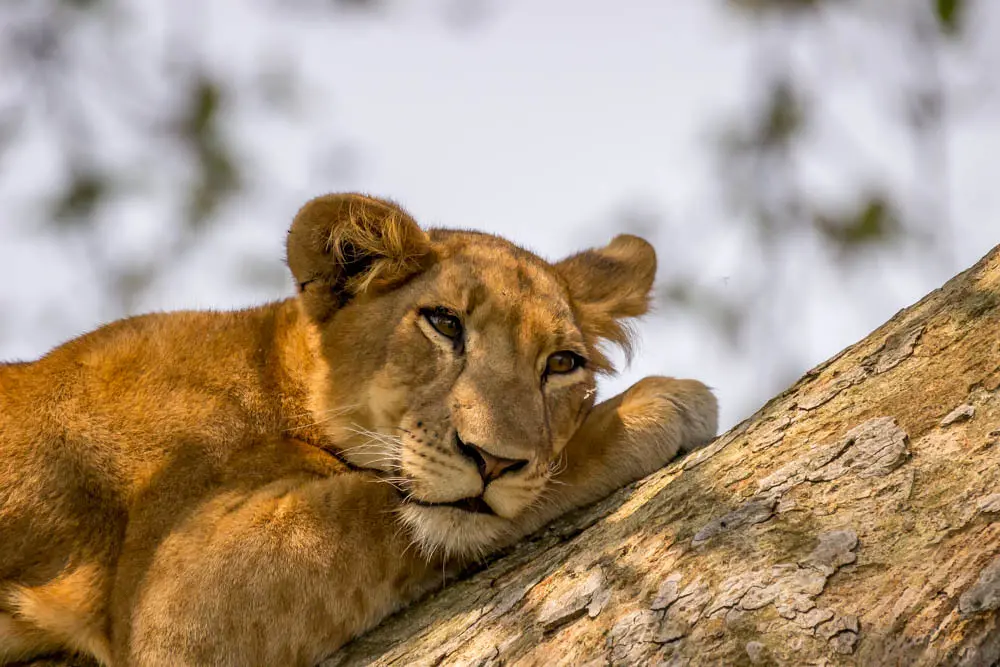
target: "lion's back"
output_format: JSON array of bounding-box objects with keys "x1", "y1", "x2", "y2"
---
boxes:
[{"x1": 0, "y1": 302, "x2": 303, "y2": 583}]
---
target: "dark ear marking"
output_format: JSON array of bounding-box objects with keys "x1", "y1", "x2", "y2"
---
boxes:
[{"x1": 286, "y1": 193, "x2": 433, "y2": 322}]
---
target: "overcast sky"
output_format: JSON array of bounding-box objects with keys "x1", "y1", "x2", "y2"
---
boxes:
[{"x1": 1, "y1": 0, "x2": 997, "y2": 429}]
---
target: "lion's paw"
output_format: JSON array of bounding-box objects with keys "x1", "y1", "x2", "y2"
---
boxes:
[{"x1": 619, "y1": 376, "x2": 719, "y2": 460}]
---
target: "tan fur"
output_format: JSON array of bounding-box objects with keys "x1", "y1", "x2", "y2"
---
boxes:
[
  {"x1": 5, "y1": 564, "x2": 111, "y2": 664},
  {"x1": 0, "y1": 193, "x2": 718, "y2": 666}
]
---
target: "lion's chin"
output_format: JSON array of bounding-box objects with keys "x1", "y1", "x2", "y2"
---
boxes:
[{"x1": 397, "y1": 502, "x2": 513, "y2": 561}]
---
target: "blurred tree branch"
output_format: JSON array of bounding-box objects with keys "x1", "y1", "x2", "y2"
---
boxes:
[{"x1": 639, "y1": 0, "x2": 969, "y2": 417}]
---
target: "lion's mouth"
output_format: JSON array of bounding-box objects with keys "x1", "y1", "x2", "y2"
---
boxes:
[{"x1": 409, "y1": 495, "x2": 495, "y2": 515}]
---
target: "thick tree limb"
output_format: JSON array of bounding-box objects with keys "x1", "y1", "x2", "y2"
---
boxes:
[{"x1": 327, "y1": 245, "x2": 1000, "y2": 667}]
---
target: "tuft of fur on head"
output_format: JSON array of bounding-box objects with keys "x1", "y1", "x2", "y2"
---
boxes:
[
  {"x1": 323, "y1": 196, "x2": 432, "y2": 294},
  {"x1": 287, "y1": 193, "x2": 433, "y2": 322}
]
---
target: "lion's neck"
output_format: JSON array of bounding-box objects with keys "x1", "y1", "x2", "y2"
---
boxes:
[{"x1": 266, "y1": 298, "x2": 332, "y2": 447}]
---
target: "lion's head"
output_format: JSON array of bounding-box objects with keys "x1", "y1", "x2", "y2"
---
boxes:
[{"x1": 286, "y1": 194, "x2": 656, "y2": 558}]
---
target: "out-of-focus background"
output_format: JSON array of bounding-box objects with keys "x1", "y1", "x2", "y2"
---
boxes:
[{"x1": 0, "y1": 0, "x2": 996, "y2": 429}]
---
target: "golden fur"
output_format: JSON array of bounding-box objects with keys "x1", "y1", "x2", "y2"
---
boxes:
[{"x1": 0, "y1": 194, "x2": 718, "y2": 666}]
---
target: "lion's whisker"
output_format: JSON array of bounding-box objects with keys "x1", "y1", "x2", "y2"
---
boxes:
[
  {"x1": 343, "y1": 425, "x2": 404, "y2": 449},
  {"x1": 283, "y1": 403, "x2": 361, "y2": 422},
  {"x1": 338, "y1": 441, "x2": 396, "y2": 454}
]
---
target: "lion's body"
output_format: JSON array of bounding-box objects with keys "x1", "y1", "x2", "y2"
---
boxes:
[
  {"x1": 0, "y1": 303, "x2": 378, "y2": 662},
  {"x1": 0, "y1": 195, "x2": 718, "y2": 666},
  {"x1": 1, "y1": 304, "x2": 297, "y2": 574}
]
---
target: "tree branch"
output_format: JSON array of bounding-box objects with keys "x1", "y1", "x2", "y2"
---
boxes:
[{"x1": 328, "y1": 243, "x2": 1000, "y2": 666}]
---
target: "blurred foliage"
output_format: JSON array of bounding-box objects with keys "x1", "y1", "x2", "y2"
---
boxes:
[
  {"x1": 935, "y1": 0, "x2": 965, "y2": 35},
  {"x1": 731, "y1": 0, "x2": 966, "y2": 31},
  {"x1": 650, "y1": 0, "x2": 969, "y2": 406},
  {"x1": 181, "y1": 77, "x2": 239, "y2": 226},
  {"x1": 0, "y1": 0, "x2": 980, "y2": 417},
  {"x1": 53, "y1": 171, "x2": 108, "y2": 224},
  {"x1": 756, "y1": 81, "x2": 803, "y2": 148},
  {"x1": 0, "y1": 0, "x2": 489, "y2": 324},
  {"x1": 1, "y1": 0, "x2": 250, "y2": 310},
  {"x1": 814, "y1": 196, "x2": 901, "y2": 255},
  {"x1": 0, "y1": 0, "x2": 357, "y2": 314},
  {"x1": 728, "y1": 0, "x2": 825, "y2": 14}
]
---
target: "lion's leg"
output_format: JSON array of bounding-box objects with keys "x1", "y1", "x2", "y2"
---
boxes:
[
  {"x1": 1, "y1": 564, "x2": 111, "y2": 666},
  {"x1": 122, "y1": 472, "x2": 439, "y2": 667},
  {"x1": 519, "y1": 376, "x2": 718, "y2": 536},
  {"x1": 0, "y1": 613, "x2": 60, "y2": 664}
]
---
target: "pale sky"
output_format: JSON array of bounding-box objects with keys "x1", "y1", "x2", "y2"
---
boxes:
[{"x1": 1, "y1": 0, "x2": 997, "y2": 428}]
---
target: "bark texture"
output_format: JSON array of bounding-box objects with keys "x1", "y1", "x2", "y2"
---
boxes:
[{"x1": 327, "y1": 244, "x2": 1000, "y2": 667}]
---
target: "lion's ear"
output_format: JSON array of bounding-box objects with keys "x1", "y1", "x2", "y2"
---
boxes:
[
  {"x1": 286, "y1": 193, "x2": 432, "y2": 322},
  {"x1": 555, "y1": 234, "x2": 656, "y2": 368}
]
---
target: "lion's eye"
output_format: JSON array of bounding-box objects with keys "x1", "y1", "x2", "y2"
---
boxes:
[
  {"x1": 546, "y1": 351, "x2": 584, "y2": 375},
  {"x1": 424, "y1": 308, "x2": 463, "y2": 339}
]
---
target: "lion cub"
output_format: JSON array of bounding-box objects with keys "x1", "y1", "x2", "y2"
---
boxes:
[{"x1": 0, "y1": 194, "x2": 717, "y2": 666}]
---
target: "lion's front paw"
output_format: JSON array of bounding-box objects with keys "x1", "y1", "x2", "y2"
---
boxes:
[{"x1": 619, "y1": 376, "x2": 719, "y2": 459}]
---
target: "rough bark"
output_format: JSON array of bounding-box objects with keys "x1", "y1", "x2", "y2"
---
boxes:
[{"x1": 326, "y1": 244, "x2": 1000, "y2": 667}]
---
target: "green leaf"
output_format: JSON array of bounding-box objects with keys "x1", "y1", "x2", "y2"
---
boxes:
[
  {"x1": 184, "y1": 79, "x2": 221, "y2": 141},
  {"x1": 814, "y1": 195, "x2": 901, "y2": 252},
  {"x1": 178, "y1": 77, "x2": 240, "y2": 226},
  {"x1": 727, "y1": 0, "x2": 821, "y2": 14},
  {"x1": 935, "y1": 0, "x2": 963, "y2": 35},
  {"x1": 52, "y1": 171, "x2": 107, "y2": 225},
  {"x1": 761, "y1": 82, "x2": 802, "y2": 146}
]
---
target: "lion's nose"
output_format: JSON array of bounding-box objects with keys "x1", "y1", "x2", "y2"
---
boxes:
[{"x1": 457, "y1": 437, "x2": 529, "y2": 483}]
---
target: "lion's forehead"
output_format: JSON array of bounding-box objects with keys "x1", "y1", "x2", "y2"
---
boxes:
[
  {"x1": 431, "y1": 230, "x2": 565, "y2": 292},
  {"x1": 430, "y1": 247, "x2": 581, "y2": 352}
]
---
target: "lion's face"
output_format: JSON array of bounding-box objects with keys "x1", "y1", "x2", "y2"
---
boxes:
[
  {"x1": 286, "y1": 195, "x2": 655, "y2": 558},
  {"x1": 319, "y1": 233, "x2": 599, "y2": 557}
]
